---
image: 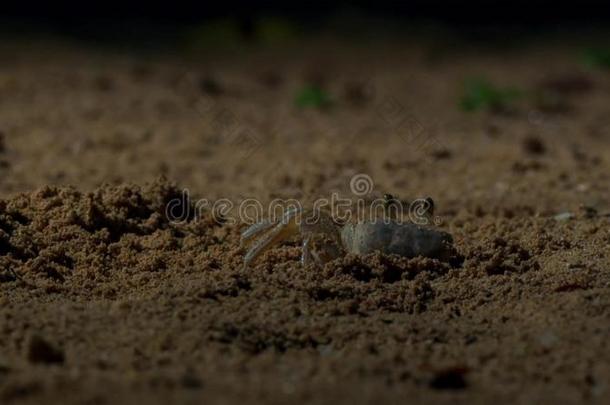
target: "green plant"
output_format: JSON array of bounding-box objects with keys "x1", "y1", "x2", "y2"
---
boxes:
[
  {"x1": 295, "y1": 85, "x2": 332, "y2": 109},
  {"x1": 459, "y1": 78, "x2": 521, "y2": 112},
  {"x1": 582, "y1": 48, "x2": 610, "y2": 69}
]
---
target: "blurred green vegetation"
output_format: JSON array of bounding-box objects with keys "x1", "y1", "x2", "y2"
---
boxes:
[
  {"x1": 582, "y1": 48, "x2": 610, "y2": 69},
  {"x1": 295, "y1": 85, "x2": 332, "y2": 109},
  {"x1": 459, "y1": 78, "x2": 522, "y2": 112}
]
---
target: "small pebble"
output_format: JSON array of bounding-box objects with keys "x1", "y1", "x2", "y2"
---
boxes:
[
  {"x1": 554, "y1": 212, "x2": 574, "y2": 221},
  {"x1": 568, "y1": 262, "x2": 585, "y2": 270}
]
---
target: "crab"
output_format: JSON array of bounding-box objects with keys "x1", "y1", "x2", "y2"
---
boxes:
[{"x1": 241, "y1": 200, "x2": 455, "y2": 268}]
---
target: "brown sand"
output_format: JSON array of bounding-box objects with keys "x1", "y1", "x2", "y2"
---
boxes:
[{"x1": 0, "y1": 39, "x2": 609, "y2": 404}]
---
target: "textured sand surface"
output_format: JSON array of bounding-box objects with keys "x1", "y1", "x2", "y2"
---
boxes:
[{"x1": 0, "y1": 40, "x2": 609, "y2": 404}]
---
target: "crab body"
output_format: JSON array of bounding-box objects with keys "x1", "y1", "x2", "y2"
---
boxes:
[{"x1": 341, "y1": 221, "x2": 453, "y2": 261}]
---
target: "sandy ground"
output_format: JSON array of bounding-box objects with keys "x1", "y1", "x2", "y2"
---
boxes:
[{"x1": 0, "y1": 38, "x2": 609, "y2": 404}]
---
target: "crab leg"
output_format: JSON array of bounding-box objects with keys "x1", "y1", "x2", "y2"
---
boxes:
[
  {"x1": 242, "y1": 208, "x2": 302, "y2": 269},
  {"x1": 242, "y1": 222, "x2": 287, "y2": 269},
  {"x1": 241, "y1": 219, "x2": 276, "y2": 244},
  {"x1": 301, "y1": 236, "x2": 312, "y2": 267}
]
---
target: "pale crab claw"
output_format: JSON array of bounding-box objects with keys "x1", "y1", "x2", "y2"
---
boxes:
[{"x1": 240, "y1": 208, "x2": 343, "y2": 269}]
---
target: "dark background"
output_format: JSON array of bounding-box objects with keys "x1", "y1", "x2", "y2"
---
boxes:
[{"x1": 3, "y1": 1, "x2": 610, "y2": 42}]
